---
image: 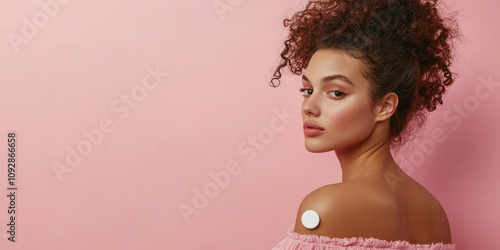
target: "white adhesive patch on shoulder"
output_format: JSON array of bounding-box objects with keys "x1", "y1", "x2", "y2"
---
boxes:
[{"x1": 301, "y1": 210, "x2": 320, "y2": 229}]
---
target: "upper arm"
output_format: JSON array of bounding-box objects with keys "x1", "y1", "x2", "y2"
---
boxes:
[
  {"x1": 294, "y1": 184, "x2": 354, "y2": 238},
  {"x1": 293, "y1": 184, "x2": 397, "y2": 239}
]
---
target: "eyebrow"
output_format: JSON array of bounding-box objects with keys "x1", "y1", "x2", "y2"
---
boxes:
[{"x1": 302, "y1": 74, "x2": 355, "y2": 86}]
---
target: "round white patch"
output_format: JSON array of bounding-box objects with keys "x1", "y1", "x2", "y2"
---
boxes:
[{"x1": 301, "y1": 210, "x2": 320, "y2": 229}]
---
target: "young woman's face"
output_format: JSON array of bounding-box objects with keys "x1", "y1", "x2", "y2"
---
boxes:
[{"x1": 301, "y1": 48, "x2": 379, "y2": 152}]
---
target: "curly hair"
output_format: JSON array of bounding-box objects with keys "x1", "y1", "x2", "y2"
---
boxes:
[{"x1": 270, "y1": 0, "x2": 460, "y2": 146}]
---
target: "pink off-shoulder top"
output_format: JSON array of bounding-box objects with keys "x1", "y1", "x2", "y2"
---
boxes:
[{"x1": 272, "y1": 225, "x2": 456, "y2": 250}]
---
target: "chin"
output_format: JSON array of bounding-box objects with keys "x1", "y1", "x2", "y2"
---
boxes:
[{"x1": 304, "y1": 142, "x2": 336, "y2": 153}]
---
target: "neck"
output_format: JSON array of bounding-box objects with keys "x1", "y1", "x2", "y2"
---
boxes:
[{"x1": 335, "y1": 126, "x2": 398, "y2": 183}]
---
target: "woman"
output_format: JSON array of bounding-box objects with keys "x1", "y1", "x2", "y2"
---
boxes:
[{"x1": 270, "y1": 0, "x2": 460, "y2": 249}]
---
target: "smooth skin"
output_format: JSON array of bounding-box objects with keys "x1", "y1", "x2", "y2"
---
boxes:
[{"x1": 294, "y1": 48, "x2": 452, "y2": 244}]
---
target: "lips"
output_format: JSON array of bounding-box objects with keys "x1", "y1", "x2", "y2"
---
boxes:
[{"x1": 303, "y1": 120, "x2": 324, "y2": 130}]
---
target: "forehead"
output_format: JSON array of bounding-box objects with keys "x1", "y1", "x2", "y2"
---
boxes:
[{"x1": 304, "y1": 49, "x2": 368, "y2": 87}]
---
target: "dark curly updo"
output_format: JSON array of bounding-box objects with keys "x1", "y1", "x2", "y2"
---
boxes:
[{"x1": 270, "y1": 0, "x2": 460, "y2": 146}]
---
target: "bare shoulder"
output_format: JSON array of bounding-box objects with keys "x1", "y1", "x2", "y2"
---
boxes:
[
  {"x1": 293, "y1": 182, "x2": 402, "y2": 241},
  {"x1": 401, "y1": 178, "x2": 453, "y2": 244},
  {"x1": 293, "y1": 176, "x2": 452, "y2": 244}
]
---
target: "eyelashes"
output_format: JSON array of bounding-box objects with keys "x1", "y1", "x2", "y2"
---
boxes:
[
  {"x1": 299, "y1": 88, "x2": 345, "y2": 99},
  {"x1": 299, "y1": 88, "x2": 313, "y2": 96}
]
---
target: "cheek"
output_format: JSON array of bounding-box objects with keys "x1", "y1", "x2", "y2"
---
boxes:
[{"x1": 325, "y1": 99, "x2": 375, "y2": 135}]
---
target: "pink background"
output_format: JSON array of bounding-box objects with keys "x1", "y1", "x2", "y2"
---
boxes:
[{"x1": 0, "y1": 0, "x2": 499, "y2": 249}]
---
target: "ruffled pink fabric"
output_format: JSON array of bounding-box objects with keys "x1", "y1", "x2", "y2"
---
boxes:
[{"x1": 272, "y1": 225, "x2": 456, "y2": 250}]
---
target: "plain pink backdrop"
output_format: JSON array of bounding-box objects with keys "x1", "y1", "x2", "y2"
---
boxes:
[{"x1": 0, "y1": 0, "x2": 499, "y2": 249}]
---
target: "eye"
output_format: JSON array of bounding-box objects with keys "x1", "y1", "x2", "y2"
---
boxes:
[
  {"x1": 329, "y1": 91, "x2": 345, "y2": 99},
  {"x1": 299, "y1": 88, "x2": 313, "y2": 97}
]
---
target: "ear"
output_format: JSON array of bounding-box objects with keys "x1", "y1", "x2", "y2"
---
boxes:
[{"x1": 375, "y1": 92, "x2": 398, "y2": 122}]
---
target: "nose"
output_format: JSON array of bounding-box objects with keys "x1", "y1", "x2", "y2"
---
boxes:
[{"x1": 302, "y1": 94, "x2": 320, "y2": 117}]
